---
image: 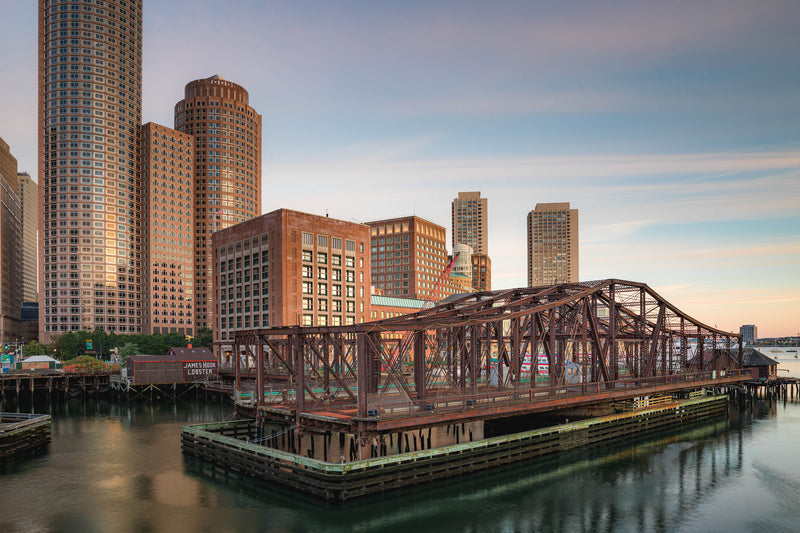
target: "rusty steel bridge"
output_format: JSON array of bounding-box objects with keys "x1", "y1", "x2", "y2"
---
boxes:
[{"x1": 230, "y1": 279, "x2": 748, "y2": 441}]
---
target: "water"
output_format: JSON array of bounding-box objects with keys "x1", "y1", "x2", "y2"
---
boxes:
[{"x1": 1, "y1": 393, "x2": 799, "y2": 533}]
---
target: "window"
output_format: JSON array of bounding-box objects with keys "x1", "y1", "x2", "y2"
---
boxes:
[
  {"x1": 302, "y1": 250, "x2": 312, "y2": 262},
  {"x1": 346, "y1": 285, "x2": 355, "y2": 298},
  {"x1": 302, "y1": 281, "x2": 313, "y2": 294},
  {"x1": 318, "y1": 283, "x2": 328, "y2": 296},
  {"x1": 302, "y1": 265, "x2": 312, "y2": 278},
  {"x1": 331, "y1": 237, "x2": 342, "y2": 249},
  {"x1": 318, "y1": 267, "x2": 327, "y2": 280},
  {"x1": 345, "y1": 256, "x2": 355, "y2": 268},
  {"x1": 332, "y1": 254, "x2": 341, "y2": 266},
  {"x1": 318, "y1": 299, "x2": 328, "y2": 312},
  {"x1": 302, "y1": 232, "x2": 313, "y2": 245},
  {"x1": 346, "y1": 270, "x2": 355, "y2": 283},
  {"x1": 302, "y1": 314, "x2": 313, "y2": 326},
  {"x1": 317, "y1": 315, "x2": 328, "y2": 326},
  {"x1": 346, "y1": 240, "x2": 355, "y2": 251},
  {"x1": 302, "y1": 297, "x2": 313, "y2": 311},
  {"x1": 317, "y1": 252, "x2": 327, "y2": 264},
  {"x1": 332, "y1": 284, "x2": 342, "y2": 297},
  {"x1": 318, "y1": 235, "x2": 328, "y2": 247}
]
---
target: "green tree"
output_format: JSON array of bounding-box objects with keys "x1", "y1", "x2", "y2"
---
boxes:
[
  {"x1": 116, "y1": 342, "x2": 140, "y2": 368},
  {"x1": 195, "y1": 327, "x2": 213, "y2": 348},
  {"x1": 52, "y1": 332, "x2": 80, "y2": 359},
  {"x1": 22, "y1": 340, "x2": 48, "y2": 357}
]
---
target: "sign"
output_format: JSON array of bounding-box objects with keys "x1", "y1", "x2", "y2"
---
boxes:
[
  {"x1": 1, "y1": 353, "x2": 9, "y2": 364},
  {"x1": 86, "y1": 339, "x2": 93, "y2": 350},
  {"x1": 182, "y1": 360, "x2": 217, "y2": 381}
]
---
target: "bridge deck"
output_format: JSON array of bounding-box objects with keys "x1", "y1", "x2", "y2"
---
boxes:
[{"x1": 246, "y1": 370, "x2": 750, "y2": 434}]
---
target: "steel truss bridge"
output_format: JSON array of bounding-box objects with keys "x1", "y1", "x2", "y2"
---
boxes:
[{"x1": 232, "y1": 279, "x2": 747, "y2": 440}]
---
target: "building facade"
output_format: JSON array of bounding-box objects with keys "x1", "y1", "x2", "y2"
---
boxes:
[
  {"x1": 0, "y1": 139, "x2": 23, "y2": 345},
  {"x1": 140, "y1": 123, "x2": 195, "y2": 335},
  {"x1": 366, "y1": 216, "x2": 455, "y2": 301},
  {"x1": 527, "y1": 202, "x2": 579, "y2": 287},
  {"x1": 740, "y1": 324, "x2": 758, "y2": 346},
  {"x1": 174, "y1": 75, "x2": 262, "y2": 331},
  {"x1": 38, "y1": 0, "x2": 144, "y2": 342},
  {"x1": 451, "y1": 191, "x2": 487, "y2": 255},
  {"x1": 212, "y1": 209, "x2": 371, "y2": 354},
  {"x1": 17, "y1": 172, "x2": 39, "y2": 304},
  {"x1": 471, "y1": 253, "x2": 492, "y2": 292}
]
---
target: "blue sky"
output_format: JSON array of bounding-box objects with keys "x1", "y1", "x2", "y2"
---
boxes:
[{"x1": 1, "y1": 0, "x2": 798, "y2": 336}]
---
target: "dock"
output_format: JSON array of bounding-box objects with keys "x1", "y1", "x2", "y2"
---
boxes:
[
  {"x1": 182, "y1": 394, "x2": 728, "y2": 501},
  {"x1": 0, "y1": 413, "x2": 51, "y2": 461}
]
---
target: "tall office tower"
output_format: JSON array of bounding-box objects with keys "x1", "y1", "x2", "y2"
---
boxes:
[
  {"x1": 17, "y1": 172, "x2": 39, "y2": 304},
  {"x1": 175, "y1": 75, "x2": 262, "y2": 330},
  {"x1": 452, "y1": 191, "x2": 487, "y2": 255},
  {"x1": 366, "y1": 216, "x2": 454, "y2": 300},
  {"x1": 38, "y1": 0, "x2": 143, "y2": 343},
  {"x1": 140, "y1": 123, "x2": 195, "y2": 335},
  {"x1": 212, "y1": 209, "x2": 371, "y2": 359},
  {"x1": 0, "y1": 139, "x2": 23, "y2": 345},
  {"x1": 527, "y1": 202, "x2": 579, "y2": 287},
  {"x1": 739, "y1": 325, "x2": 757, "y2": 346}
]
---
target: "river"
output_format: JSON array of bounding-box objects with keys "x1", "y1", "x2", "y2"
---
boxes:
[{"x1": 1, "y1": 392, "x2": 799, "y2": 533}]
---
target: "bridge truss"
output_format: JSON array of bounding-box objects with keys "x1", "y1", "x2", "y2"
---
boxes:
[{"x1": 233, "y1": 279, "x2": 743, "y2": 436}]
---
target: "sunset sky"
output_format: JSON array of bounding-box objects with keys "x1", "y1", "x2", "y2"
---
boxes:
[{"x1": 1, "y1": 0, "x2": 798, "y2": 337}]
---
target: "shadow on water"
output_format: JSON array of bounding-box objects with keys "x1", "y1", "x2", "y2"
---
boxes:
[{"x1": 182, "y1": 402, "x2": 748, "y2": 533}]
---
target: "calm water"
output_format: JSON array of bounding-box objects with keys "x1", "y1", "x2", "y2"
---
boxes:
[{"x1": 1, "y1": 393, "x2": 799, "y2": 533}]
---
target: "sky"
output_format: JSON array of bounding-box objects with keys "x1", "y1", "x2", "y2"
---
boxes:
[{"x1": 1, "y1": 0, "x2": 798, "y2": 337}]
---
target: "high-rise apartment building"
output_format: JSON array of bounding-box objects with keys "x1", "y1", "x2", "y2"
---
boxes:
[
  {"x1": 452, "y1": 191, "x2": 487, "y2": 255},
  {"x1": 17, "y1": 172, "x2": 39, "y2": 304},
  {"x1": 175, "y1": 75, "x2": 262, "y2": 330},
  {"x1": 366, "y1": 216, "x2": 455, "y2": 300},
  {"x1": 140, "y1": 123, "x2": 195, "y2": 335},
  {"x1": 527, "y1": 202, "x2": 579, "y2": 287},
  {"x1": 38, "y1": 0, "x2": 143, "y2": 343},
  {"x1": 212, "y1": 209, "x2": 371, "y2": 357},
  {"x1": 739, "y1": 324, "x2": 758, "y2": 345},
  {"x1": 0, "y1": 139, "x2": 23, "y2": 345}
]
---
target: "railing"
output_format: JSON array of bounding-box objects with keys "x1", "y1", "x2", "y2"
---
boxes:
[{"x1": 363, "y1": 369, "x2": 749, "y2": 419}]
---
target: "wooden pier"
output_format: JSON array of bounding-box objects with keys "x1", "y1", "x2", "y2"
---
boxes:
[
  {"x1": 0, "y1": 371, "x2": 113, "y2": 400},
  {"x1": 181, "y1": 394, "x2": 728, "y2": 501},
  {"x1": 0, "y1": 413, "x2": 51, "y2": 461}
]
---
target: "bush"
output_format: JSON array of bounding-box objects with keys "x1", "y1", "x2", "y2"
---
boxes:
[{"x1": 62, "y1": 355, "x2": 119, "y2": 374}]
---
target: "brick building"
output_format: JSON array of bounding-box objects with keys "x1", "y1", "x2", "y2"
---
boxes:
[
  {"x1": 140, "y1": 123, "x2": 195, "y2": 335},
  {"x1": 366, "y1": 216, "x2": 457, "y2": 301},
  {"x1": 527, "y1": 202, "x2": 579, "y2": 286},
  {"x1": 212, "y1": 209, "x2": 371, "y2": 356},
  {"x1": 175, "y1": 75, "x2": 262, "y2": 331},
  {"x1": 471, "y1": 253, "x2": 492, "y2": 292}
]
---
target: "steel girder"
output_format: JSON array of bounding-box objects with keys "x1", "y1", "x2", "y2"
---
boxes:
[{"x1": 233, "y1": 279, "x2": 742, "y2": 433}]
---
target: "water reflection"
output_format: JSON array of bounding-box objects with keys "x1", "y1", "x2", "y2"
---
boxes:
[{"x1": 2, "y1": 394, "x2": 799, "y2": 533}]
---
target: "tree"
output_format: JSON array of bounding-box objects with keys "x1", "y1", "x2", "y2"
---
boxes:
[
  {"x1": 52, "y1": 332, "x2": 80, "y2": 359},
  {"x1": 195, "y1": 327, "x2": 213, "y2": 348},
  {"x1": 116, "y1": 343, "x2": 140, "y2": 368},
  {"x1": 22, "y1": 341, "x2": 48, "y2": 357}
]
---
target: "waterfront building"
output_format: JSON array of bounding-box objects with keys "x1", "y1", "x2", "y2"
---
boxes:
[
  {"x1": 471, "y1": 253, "x2": 491, "y2": 292},
  {"x1": 527, "y1": 202, "x2": 579, "y2": 286},
  {"x1": 0, "y1": 138, "x2": 23, "y2": 345},
  {"x1": 740, "y1": 324, "x2": 758, "y2": 346},
  {"x1": 17, "y1": 172, "x2": 39, "y2": 305},
  {"x1": 212, "y1": 209, "x2": 371, "y2": 358},
  {"x1": 38, "y1": 0, "x2": 144, "y2": 342},
  {"x1": 366, "y1": 216, "x2": 455, "y2": 301},
  {"x1": 174, "y1": 75, "x2": 262, "y2": 331},
  {"x1": 140, "y1": 123, "x2": 195, "y2": 335}
]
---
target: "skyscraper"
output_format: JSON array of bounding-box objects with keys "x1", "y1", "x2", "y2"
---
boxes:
[
  {"x1": 527, "y1": 202, "x2": 579, "y2": 287},
  {"x1": 140, "y1": 123, "x2": 195, "y2": 335},
  {"x1": 38, "y1": 0, "x2": 143, "y2": 343},
  {"x1": 17, "y1": 172, "x2": 39, "y2": 304},
  {"x1": 739, "y1": 324, "x2": 757, "y2": 345},
  {"x1": 452, "y1": 191, "x2": 487, "y2": 255},
  {"x1": 174, "y1": 75, "x2": 262, "y2": 330},
  {"x1": 0, "y1": 138, "x2": 23, "y2": 345}
]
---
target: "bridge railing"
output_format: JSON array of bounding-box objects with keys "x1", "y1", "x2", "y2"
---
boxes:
[{"x1": 365, "y1": 369, "x2": 750, "y2": 419}]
